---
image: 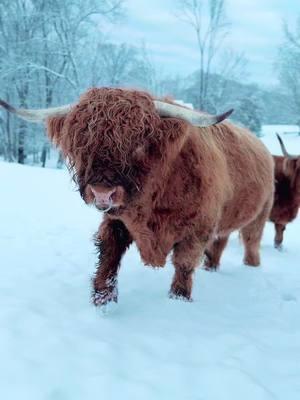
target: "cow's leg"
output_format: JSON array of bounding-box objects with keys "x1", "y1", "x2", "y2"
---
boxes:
[
  {"x1": 240, "y1": 199, "x2": 272, "y2": 267},
  {"x1": 92, "y1": 219, "x2": 132, "y2": 306},
  {"x1": 274, "y1": 223, "x2": 286, "y2": 250},
  {"x1": 169, "y1": 237, "x2": 207, "y2": 301},
  {"x1": 203, "y1": 235, "x2": 229, "y2": 271}
]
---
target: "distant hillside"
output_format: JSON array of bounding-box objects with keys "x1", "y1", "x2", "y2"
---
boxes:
[{"x1": 161, "y1": 72, "x2": 299, "y2": 125}]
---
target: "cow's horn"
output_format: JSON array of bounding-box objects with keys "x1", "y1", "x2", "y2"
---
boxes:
[
  {"x1": 0, "y1": 99, "x2": 71, "y2": 123},
  {"x1": 276, "y1": 133, "x2": 298, "y2": 159},
  {"x1": 1, "y1": 97, "x2": 233, "y2": 127},
  {"x1": 153, "y1": 100, "x2": 233, "y2": 127}
]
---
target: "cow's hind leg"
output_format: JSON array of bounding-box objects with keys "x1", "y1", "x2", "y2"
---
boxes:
[
  {"x1": 274, "y1": 223, "x2": 286, "y2": 250},
  {"x1": 169, "y1": 237, "x2": 208, "y2": 301},
  {"x1": 92, "y1": 219, "x2": 132, "y2": 306},
  {"x1": 240, "y1": 199, "x2": 272, "y2": 267},
  {"x1": 203, "y1": 235, "x2": 230, "y2": 271}
]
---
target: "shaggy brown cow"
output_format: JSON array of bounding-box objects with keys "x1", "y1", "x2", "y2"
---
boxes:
[
  {"x1": 269, "y1": 134, "x2": 300, "y2": 249},
  {"x1": 0, "y1": 88, "x2": 274, "y2": 306}
]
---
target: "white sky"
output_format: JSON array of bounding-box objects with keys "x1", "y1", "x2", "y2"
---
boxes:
[{"x1": 102, "y1": 0, "x2": 300, "y2": 87}]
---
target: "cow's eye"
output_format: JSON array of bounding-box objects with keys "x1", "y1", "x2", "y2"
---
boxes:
[
  {"x1": 102, "y1": 177, "x2": 112, "y2": 186},
  {"x1": 103, "y1": 171, "x2": 116, "y2": 183}
]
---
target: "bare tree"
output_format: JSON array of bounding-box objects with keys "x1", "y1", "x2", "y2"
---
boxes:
[
  {"x1": 276, "y1": 18, "x2": 300, "y2": 122},
  {"x1": 175, "y1": 0, "x2": 230, "y2": 109},
  {"x1": 91, "y1": 42, "x2": 137, "y2": 86},
  {"x1": 88, "y1": 40, "x2": 159, "y2": 92},
  {"x1": 0, "y1": 0, "x2": 124, "y2": 165},
  {"x1": 174, "y1": 0, "x2": 246, "y2": 112}
]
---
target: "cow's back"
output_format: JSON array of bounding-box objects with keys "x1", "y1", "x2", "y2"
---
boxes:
[{"x1": 199, "y1": 122, "x2": 274, "y2": 234}]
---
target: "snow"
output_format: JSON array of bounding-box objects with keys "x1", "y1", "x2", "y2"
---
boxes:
[
  {"x1": 261, "y1": 125, "x2": 300, "y2": 155},
  {"x1": 1, "y1": 130, "x2": 300, "y2": 400}
]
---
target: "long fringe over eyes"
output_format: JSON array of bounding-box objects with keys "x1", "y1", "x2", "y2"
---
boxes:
[{"x1": 46, "y1": 88, "x2": 165, "y2": 185}]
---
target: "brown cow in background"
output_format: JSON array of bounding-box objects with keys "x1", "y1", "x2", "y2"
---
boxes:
[
  {"x1": 269, "y1": 134, "x2": 300, "y2": 249},
  {"x1": 0, "y1": 88, "x2": 274, "y2": 306}
]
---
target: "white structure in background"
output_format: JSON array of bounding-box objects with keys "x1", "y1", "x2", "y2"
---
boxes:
[
  {"x1": 174, "y1": 100, "x2": 194, "y2": 110},
  {"x1": 262, "y1": 125, "x2": 300, "y2": 137}
]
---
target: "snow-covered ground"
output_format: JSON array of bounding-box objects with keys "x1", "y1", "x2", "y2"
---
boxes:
[{"x1": 0, "y1": 131, "x2": 300, "y2": 400}]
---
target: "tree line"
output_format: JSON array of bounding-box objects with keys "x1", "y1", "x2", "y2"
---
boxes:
[{"x1": 0, "y1": 0, "x2": 299, "y2": 167}]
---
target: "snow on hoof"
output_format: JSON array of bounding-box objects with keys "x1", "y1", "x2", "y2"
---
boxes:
[
  {"x1": 203, "y1": 252, "x2": 220, "y2": 272},
  {"x1": 168, "y1": 289, "x2": 193, "y2": 302},
  {"x1": 203, "y1": 261, "x2": 219, "y2": 272},
  {"x1": 275, "y1": 242, "x2": 283, "y2": 251},
  {"x1": 92, "y1": 286, "x2": 118, "y2": 307}
]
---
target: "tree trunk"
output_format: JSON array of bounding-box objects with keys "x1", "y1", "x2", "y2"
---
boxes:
[
  {"x1": 5, "y1": 92, "x2": 14, "y2": 162},
  {"x1": 40, "y1": 143, "x2": 48, "y2": 168},
  {"x1": 17, "y1": 87, "x2": 28, "y2": 164},
  {"x1": 17, "y1": 120, "x2": 26, "y2": 164}
]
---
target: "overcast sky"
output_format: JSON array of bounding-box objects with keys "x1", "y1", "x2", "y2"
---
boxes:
[{"x1": 104, "y1": 0, "x2": 300, "y2": 88}]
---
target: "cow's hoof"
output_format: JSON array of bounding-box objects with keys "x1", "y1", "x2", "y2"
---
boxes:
[
  {"x1": 243, "y1": 251, "x2": 260, "y2": 267},
  {"x1": 204, "y1": 266, "x2": 218, "y2": 272},
  {"x1": 244, "y1": 258, "x2": 260, "y2": 267},
  {"x1": 92, "y1": 286, "x2": 118, "y2": 307},
  {"x1": 168, "y1": 288, "x2": 192, "y2": 302},
  {"x1": 275, "y1": 242, "x2": 283, "y2": 251},
  {"x1": 203, "y1": 260, "x2": 219, "y2": 272}
]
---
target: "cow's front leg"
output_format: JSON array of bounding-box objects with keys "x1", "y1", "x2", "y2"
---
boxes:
[
  {"x1": 92, "y1": 219, "x2": 132, "y2": 307},
  {"x1": 169, "y1": 237, "x2": 208, "y2": 301},
  {"x1": 274, "y1": 223, "x2": 286, "y2": 250}
]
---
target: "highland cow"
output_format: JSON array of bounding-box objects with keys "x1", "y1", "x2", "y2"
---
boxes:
[
  {"x1": 0, "y1": 88, "x2": 274, "y2": 306},
  {"x1": 269, "y1": 134, "x2": 300, "y2": 249}
]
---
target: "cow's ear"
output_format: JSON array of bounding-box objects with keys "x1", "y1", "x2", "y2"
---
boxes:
[
  {"x1": 46, "y1": 115, "x2": 66, "y2": 146},
  {"x1": 283, "y1": 158, "x2": 298, "y2": 177},
  {"x1": 132, "y1": 119, "x2": 190, "y2": 162},
  {"x1": 284, "y1": 158, "x2": 300, "y2": 191},
  {"x1": 158, "y1": 118, "x2": 190, "y2": 153},
  {"x1": 159, "y1": 118, "x2": 189, "y2": 142}
]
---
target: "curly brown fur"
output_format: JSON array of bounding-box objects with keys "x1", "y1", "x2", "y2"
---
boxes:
[
  {"x1": 46, "y1": 87, "x2": 274, "y2": 305},
  {"x1": 47, "y1": 88, "x2": 183, "y2": 197},
  {"x1": 269, "y1": 155, "x2": 300, "y2": 249}
]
